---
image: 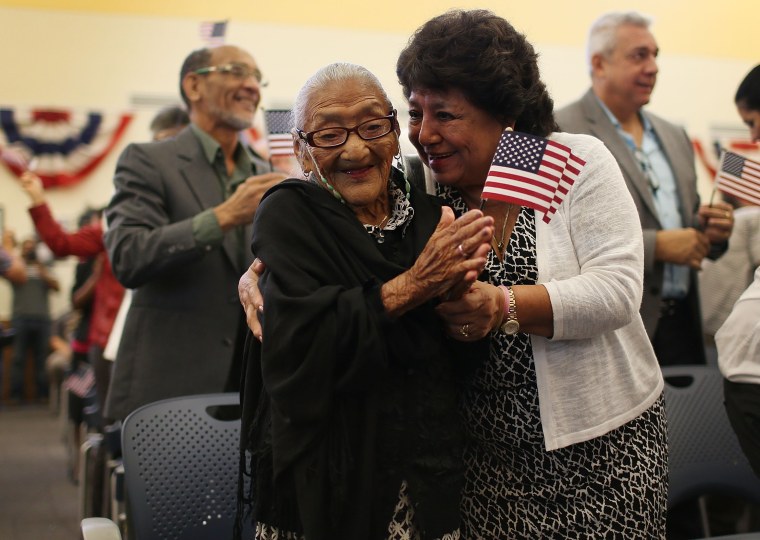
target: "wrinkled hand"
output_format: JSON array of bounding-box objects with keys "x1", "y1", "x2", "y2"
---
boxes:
[
  {"x1": 239, "y1": 258, "x2": 265, "y2": 340},
  {"x1": 698, "y1": 202, "x2": 733, "y2": 245},
  {"x1": 436, "y1": 280, "x2": 502, "y2": 341},
  {"x1": 655, "y1": 228, "x2": 710, "y2": 269},
  {"x1": 18, "y1": 171, "x2": 46, "y2": 206},
  {"x1": 407, "y1": 207, "x2": 493, "y2": 302},
  {"x1": 214, "y1": 172, "x2": 286, "y2": 230}
]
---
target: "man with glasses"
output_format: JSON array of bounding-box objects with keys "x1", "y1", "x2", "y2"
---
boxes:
[
  {"x1": 104, "y1": 45, "x2": 286, "y2": 421},
  {"x1": 556, "y1": 12, "x2": 734, "y2": 367}
]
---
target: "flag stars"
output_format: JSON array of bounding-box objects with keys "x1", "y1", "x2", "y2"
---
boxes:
[{"x1": 497, "y1": 131, "x2": 545, "y2": 171}]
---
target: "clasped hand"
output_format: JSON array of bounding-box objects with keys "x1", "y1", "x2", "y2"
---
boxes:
[
  {"x1": 239, "y1": 206, "x2": 494, "y2": 341},
  {"x1": 215, "y1": 172, "x2": 287, "y2": 230},
  {"x1": 698, "y1": 202, "x2": 733, "y2": 245},
  {"x1": 404, "y1": 206, "x2": 494, "y2": 305}
]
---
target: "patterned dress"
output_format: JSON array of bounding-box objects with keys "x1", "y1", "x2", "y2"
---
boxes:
[{"x1": 438, "y1": 186, "x2": 668, "y2": 539}]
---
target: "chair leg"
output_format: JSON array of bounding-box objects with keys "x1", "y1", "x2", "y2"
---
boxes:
[{"x1": 698, "y1": 495, "x2": 711, "y2": 537}]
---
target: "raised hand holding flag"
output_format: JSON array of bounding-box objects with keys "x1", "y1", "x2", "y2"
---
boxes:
[{"x1": 481, "y1": 129, "x2": 585, "y2": 223}]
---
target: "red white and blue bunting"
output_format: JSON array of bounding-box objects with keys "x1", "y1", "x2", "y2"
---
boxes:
[{"x1": 0, "y1": 108, "x2": 133, "y2": 188}]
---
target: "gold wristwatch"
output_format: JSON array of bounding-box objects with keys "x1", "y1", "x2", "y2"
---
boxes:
[{"x1": 500, "y1": 285, "x2": 520, "y2": 335}]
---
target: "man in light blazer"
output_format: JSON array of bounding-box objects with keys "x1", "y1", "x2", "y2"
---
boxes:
[
  {"x1": 555, "y1": 12, "x2": 733, "y2": 366},
  {"x1": 104, "y1": 45, "x2": 285, "y2": 420}
]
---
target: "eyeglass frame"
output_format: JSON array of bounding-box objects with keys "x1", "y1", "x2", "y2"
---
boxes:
[
  {"x1": 633, "y1": 147, "x2": 661, "y2": 193},
  {"x1": 193, "y1": 63, "x2": 268, "y2": 87},
  {"x1": 295, "y1": 110, "x2": 398, "y2": 149}
]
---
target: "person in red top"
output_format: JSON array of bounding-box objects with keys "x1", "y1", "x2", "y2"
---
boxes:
[
  {"x1": 15, "y1": 106, "x2": 190, "y2": 416},
  {"x1": 18, "y1": 171, "x2": 124, "y2": 418}
]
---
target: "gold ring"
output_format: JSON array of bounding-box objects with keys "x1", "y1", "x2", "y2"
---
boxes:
[
  {"x1": 460, "y1": 323, "x2": 470, "y2": 337},
  {"x1": 457, "y1": 244, "x2": 466, "y2": 258}
]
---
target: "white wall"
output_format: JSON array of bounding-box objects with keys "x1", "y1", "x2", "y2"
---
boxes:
[{"x1": 0, "y1": 6, "x2": 755, "y2": 318}]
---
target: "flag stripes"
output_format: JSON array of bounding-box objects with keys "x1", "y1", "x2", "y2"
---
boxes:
[
  {"x1": 264, "y1": 109, "x2": 295, "y2": 158},
  {"x1": 715, "y1": 151, "x2": 760, "y2": 205},
  {"x1": 481, "y1": 130, "x2": 585, "y2": 223},
  {"x1": 199, "y1": 20, "x2": 227, "y2": 45}
]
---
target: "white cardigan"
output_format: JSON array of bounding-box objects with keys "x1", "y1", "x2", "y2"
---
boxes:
[
  {"x1": 531, "y1": 132, "x2": 663, "y2": 450},
  {"x1": 421, "y1": 132, "x2": 663, "y2": 450}
]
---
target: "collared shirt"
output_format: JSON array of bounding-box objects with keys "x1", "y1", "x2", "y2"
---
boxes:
[
  {"x1": 190, "y1": 124, "x2": 259, "y2": 250},
  {"x1": 597, "y1": 98, "x2": 689, "y2": 299}
]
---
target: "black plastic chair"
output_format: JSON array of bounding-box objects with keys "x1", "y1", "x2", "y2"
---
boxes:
[
  {"x1": 82, "y1": 392, "x2": 250, "y2": 540},
  {"x1": 663, "y1": 365, "x2": 760, "y2": 538}
]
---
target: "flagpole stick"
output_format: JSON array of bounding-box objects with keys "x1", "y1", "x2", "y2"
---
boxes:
[
  {"x1": 708, "y1": 150, "x2": 726, "y2": 208},
  {"x1": 708, "y1": 186, "x2": 718, "y2": 207},
  {"x1": 701, "y1": 150, "x2": 726, "y2": 231}
]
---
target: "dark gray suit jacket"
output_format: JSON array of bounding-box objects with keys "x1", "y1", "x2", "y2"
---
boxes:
[
  {"x1": 104, "y1": 126, "x2": 269, "y2": 420},
  {"x1": 556, "y1": 89, "x2": 718, "y2": 344}
]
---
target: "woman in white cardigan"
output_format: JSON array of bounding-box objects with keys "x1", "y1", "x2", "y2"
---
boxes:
[
  {"x1": 239, "y1": 9, "x2": 666, "y2": 540},
  {"x1": 395, "y1": 9, "x2": 666, "y2": 539}
]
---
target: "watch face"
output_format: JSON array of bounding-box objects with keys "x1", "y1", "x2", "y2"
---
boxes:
[{"x1": 502, "y1": 319, "x2": 520, "y2": 335}]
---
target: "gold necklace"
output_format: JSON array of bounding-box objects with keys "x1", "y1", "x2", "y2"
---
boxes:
[{"x1": 496, "y1": 204, "x2": 512, "y2": 254}]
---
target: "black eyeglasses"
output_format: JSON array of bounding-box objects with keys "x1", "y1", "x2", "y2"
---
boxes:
[
  {"x1": 296, "y1": 111, "x2": 396, "y2": 148},
  {"x1": 194, "y1": 63, "x2": 268, "y2": 87}
]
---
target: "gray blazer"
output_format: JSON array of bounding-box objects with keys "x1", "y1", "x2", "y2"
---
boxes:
[
  {"x1": 104, "y1": 127, "x2": 269, "y2": 420},
  {"x1": 555, "y1": 89, "x2": 707, "y2": 339}
]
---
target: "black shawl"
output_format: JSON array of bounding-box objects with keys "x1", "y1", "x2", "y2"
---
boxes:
[{"x1": 238, "y1": 173, "x2": 484, "y2": 539}]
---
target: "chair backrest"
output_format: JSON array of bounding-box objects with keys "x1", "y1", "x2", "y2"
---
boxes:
[
  {"x1": 121, "y1": 393, "x2": 250, "y2": 540},
  {"x1": 663, "y1": 365, "x2": 760, "y2": 508}
]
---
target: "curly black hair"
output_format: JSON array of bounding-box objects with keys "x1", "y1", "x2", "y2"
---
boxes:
[
  {"x1": 735, "y1": 65, "x2": 760, "y2": 111},
  {"x1": 396, "y1": 9, "x2": 557, "y2": 137}
]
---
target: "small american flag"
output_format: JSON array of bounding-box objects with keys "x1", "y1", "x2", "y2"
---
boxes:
[
  {"x1": 63, "y1": 366, "x2": 95, "y2": 399},
  {"x1": 715, "y1": 150, "x2": 760, "y2": 205},
  {"x1": 264, "y1": 109, "x2": 295, "y2": 157},
  {"x1": 199, "y1": 20, "x2": 228, "y2": 46},
  {"x1": 482, "y1": 130, "x2": 585, "y2": 223}
]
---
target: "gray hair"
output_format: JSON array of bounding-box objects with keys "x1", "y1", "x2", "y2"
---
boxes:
[
  {"x1": 586, "y1": 12, "x2": 652, "y2": 75},
  {"x1": 292, "y1": 62, "x2": 393, "y2": 130}
]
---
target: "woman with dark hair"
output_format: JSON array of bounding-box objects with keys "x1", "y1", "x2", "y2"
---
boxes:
[
  {"x1": 716, "y1": 64, "x2": 760, "y2": 478},
  {"x1": 394, "y1": 9, "x2": 666, "y2": 538},
  {"x1": 735, "y1": 64, "x2": 760, "y2": 142},
  {"x1": 700, "y1": 65, "x2": 760, "y2": 356}
]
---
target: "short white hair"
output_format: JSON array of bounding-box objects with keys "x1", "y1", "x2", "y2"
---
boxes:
[
  {"x1": 292, "y1": 62, "x2": 392, "y2": 129},
  {"x1": 586, "y1": 12, "x2": 652, "y2": 75}
]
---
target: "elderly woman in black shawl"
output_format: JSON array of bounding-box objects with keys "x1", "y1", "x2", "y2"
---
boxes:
[{"x1": 237, "y1": 63, "x2": 494, "y2": 540}]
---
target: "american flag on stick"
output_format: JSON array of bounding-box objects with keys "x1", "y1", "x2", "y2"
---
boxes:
[
  {"x1": 264, "y1": 109, "x2": 295, "y2": 158},
  {"x1": 63, "y1": 366, "x2": 95, "y2": 398},
  {"x1": 199, "y1": 20, "x2": 228, "y2": 46},
  {"x1": 715, "y1": 150, "x2": 760, "y2": 205},
  {"x1": 481, "y1": 130, "x2": 585, "y2": 223}
]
